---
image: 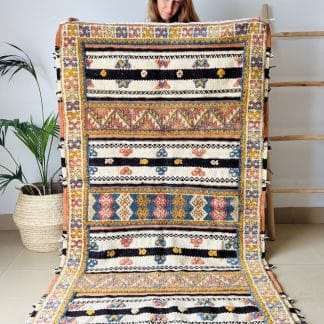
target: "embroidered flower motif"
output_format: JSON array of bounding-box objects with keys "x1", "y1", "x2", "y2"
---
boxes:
[
  {"x1": 225, "y1": 306, "x2": 235, "y2": 312},
  {"x1": 235, "y1": 56, "x2": 244, "y2": 67},
  {"x1": 154, "y1": 255, "x2": 166, "y2": 265},
  {"x1": 109, "y1": 301, "x2": 126, "y2": 308},
  {"x1": 131, "y1": 308, "x2": 139, "y2": 314},
  {"x1": 208, "y1": 250, "x2": 218, "y2": 257},
  {"x1": 120, "y1": 167, "x2": 132, "y2": 176},
  {"x1": 198, "y1": 313, "x2": 217, "y2": 321},
  {"x1": 156, "y1": 148, "x2": 168, "y2": 157},
  {"x1": 86, "y1": 79, "x2": 95, "y2": 88},
  {"x1": 217, "y1": 68, "x2": 226, "y2": 78},
  {"x1": 115, "y1": 59, "x2": 131, "y2": 69},
  {"x1": 105, "y1": 158, "x2": 114, "y2": 165},
  {"x1": 119, "y1": 147, "x2": 133, "y2": 157},
  {"x1": 119, "y1": 258, "x2": 133, "y2": 266},
  {"x1": 116, "y1": 80, "x2": 132, "y2": 88},
  {"x1": 107, "y1": 315, "x2": 124, "y2": 321},
  {"x1": 210, "y1": 159, "x2": 219, "y2": 166},
  {"x1": 190, "y1": 237, "x2": 203, "y2": 247},
  {"x1": 86, "y1": 259, "x2": 98, "y2": 268},
  {"x1": 151, "y1": 315, "x2": 168, "y2": 321},
  {"x1": 155, "y1": 236, "x2": 166, "y2": 247},
  {"x1": 192, "y1": 148, "x2": 206, "y2": 157},
  {"x1": 172, "y1": 247, "x2": 182, "y2": 254},
  {"x1": 141, "y1": 69, "x2": 148, "y2": 78},
  {"x1": 247, "y1": 312, "x2": 264, "y2": 320},
  {"x1": 107, "y1": 250, "x2": 116, "y2": 257},
  {"x1": 155, "y1": 58, "x2": 170, "y2": 68},
  {"x1": 88, "y1": 166, "x2": 98, "y2": 176},
  {"x1": 139, "y1": 248, "x2": 147, "y2": 255},
  {"x1": 191, "y1": 167, "x2": 205, "y2": 177},
  {"x1": 100, "y1": 69, "x2": 107, "y2": 78},
  {"x1": 156, "y1": 166, "x2": 167, "y2": 175},
  {"x1": 121, "y1": 237, "x2": 133, "y2": 247},
  {"x1": 155, "y1": 80, "x2": 171, "y2": 89},
  {"x1": 140, "y1": 158, "x2": 149, "y2": 165},
  {"x1": 192, "y1": 257, "x2": 204, "y2": 265},
  {"x1": 89, "y1": 241, "x2": 99, "y2": 251},
  {"x1": 152, "y1": 298, "x2": 168, "y2": 307},
  {"x1": 176, "y1": 69, "x2": 184, "y2": 78},
  {"x1": 193, "y1": 58, "x2": 209, "y2": 68},
  {"x1": 229, "y1": 168, "x2": 239, "y2": 180},
  {"x1": 233, "y1": 78, "x2": 242, "y2": 87},
  {"x1": 227, "y1": 258, "x2": 239, "y2": 265},
  {"x1": 174, "y1": 159, "x2": 183, "y2": 165},
  {"x1": 86, "y1": 309, "x2": 95, "y2": 316},
  {"x1": 193, "y1": 79, "x2": 208, "y2": 88},
  {"x1": 230, "y1": 147, "x2": 241, "y2": 158}
]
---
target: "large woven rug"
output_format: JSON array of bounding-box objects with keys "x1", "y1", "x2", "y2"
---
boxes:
[{"x1": 29, "y1": 18, "x2": 303, "y2": 323}]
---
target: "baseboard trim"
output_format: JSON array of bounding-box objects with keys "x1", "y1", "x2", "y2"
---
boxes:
[
  {"x1": 275, "y1": 207, "x2": 324, "y2": 224},
  {"x1": 1, "y1": 207, "x2": 324, "y2": 230}
]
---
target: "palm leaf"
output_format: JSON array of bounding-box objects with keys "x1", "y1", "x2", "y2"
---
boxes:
[
  {"x1": 0, "y1": 164, "x2": 24, "y2": 194},
  {"x1": 0, "y1": 43, "x2": 36, "y2": 80}
]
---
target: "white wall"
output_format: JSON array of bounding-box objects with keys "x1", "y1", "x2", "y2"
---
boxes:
[{"x1": 1, "y1": 0, "x2": 324, "y2": 213}]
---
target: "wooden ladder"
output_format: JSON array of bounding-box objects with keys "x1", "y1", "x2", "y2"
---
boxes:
[{"x1": 262, "y1": 4, "x2": 324, "y2": 240}]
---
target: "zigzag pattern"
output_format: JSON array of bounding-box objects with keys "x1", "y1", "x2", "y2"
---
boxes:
[{"x1": 86, "y1": 105, "x2": 241, "y2": 132}]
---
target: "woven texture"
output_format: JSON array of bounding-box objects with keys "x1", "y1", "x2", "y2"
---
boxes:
[
  {"x1": 30, "y1": 19, "x2": 300, "y2": 323},
  {"x1": 14, "y1": 192, "x2": 63, "y2": 252}
]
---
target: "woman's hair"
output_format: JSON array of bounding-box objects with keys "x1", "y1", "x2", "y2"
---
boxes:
[{"x1": 147, "y1": 0, "x2": 199, "y2": 22}]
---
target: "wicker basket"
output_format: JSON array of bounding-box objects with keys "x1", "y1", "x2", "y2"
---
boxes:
[{"x1": 13, "y1": 184, "x2": 63, "y2": 252}]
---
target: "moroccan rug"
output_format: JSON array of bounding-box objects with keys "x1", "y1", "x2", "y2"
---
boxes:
[{"x1": 29, "y1": 18, "x2": 303, "y2": 323}]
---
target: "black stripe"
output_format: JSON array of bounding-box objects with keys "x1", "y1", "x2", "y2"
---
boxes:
[
  {"x1": 86, "y1": 96, "x2": 242, "y2": 102},
  {"x1": 89, "y1": 182, "x2": 239, "y2": 190},
  {"x1": 89, "y1": 158, "x2": 239, "y2": 168},
  {"x1": 56, "y1": 68, "x2": 61, "y2": 80},
  {"x1": 84, "y1": 46, "x2": 245, "y2": 53},
  {"x1": 89, "y1": 226, "x2": 237, "y2": 233},
  {"x1": 88, "y1": 247, "x2": 236, "y2": 259},
  {"x1": 65, "y1": 305, "x2": 259, "y2": 317},
  {"x1": 85, "y1": 268, "x2": 241, "y2": 274},
  {"x1": 61, "y1": 158, "x2": 66, "y2": 167},
  {"x1": 88, "y1": 137, "x2": 240, "y2": 142},
  {"x1": 262, "y1": 159, "x2": 267, "y2": 170},
  {"x1": 85, "y1": 67, "x2": 242, "y2": 81}
]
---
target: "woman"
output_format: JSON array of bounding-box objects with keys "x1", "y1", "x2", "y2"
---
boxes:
[{"x1": 147, "y1": 0, "x2": 199, "y2": 23}]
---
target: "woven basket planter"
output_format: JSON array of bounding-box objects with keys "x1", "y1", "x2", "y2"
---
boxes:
[{"x1": 13, "y1": 183, "x2": 63, "y2": 252}]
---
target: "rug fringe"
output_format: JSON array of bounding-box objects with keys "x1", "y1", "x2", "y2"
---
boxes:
[
  {"x1": 54, "y1": 232, "x2": 67, "y2": 274},
  {"x1": 26, "y1": 294, "x2": 47, "y2": 323},
  {"x1": 280, "y1": 293, "x2": 308, "y2": 323}
]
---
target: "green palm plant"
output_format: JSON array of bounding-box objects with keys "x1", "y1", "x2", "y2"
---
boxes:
[{"x1": 0, "y1": 43, "x2": 59, "y2": 195}]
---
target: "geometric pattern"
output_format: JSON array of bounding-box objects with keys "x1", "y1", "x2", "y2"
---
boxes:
[
  {"x1": 63, "y1": 295, "x2": 264, "y2": 323},
  {"x1": 86, "y1": 227, "x2": 240, "y2": 273},
  {"x1": 29, "y1": 19, "x2": 301, "y2": 324},
  {"x1": 85, "y1": 103, "x2": 242, "y2": 133},
  {"x1": 88, "y1": 190, "x2": 239, "y2": 223},
  {"x1": 87, "y1": 138, "x2": 241, "y2": 188}
]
